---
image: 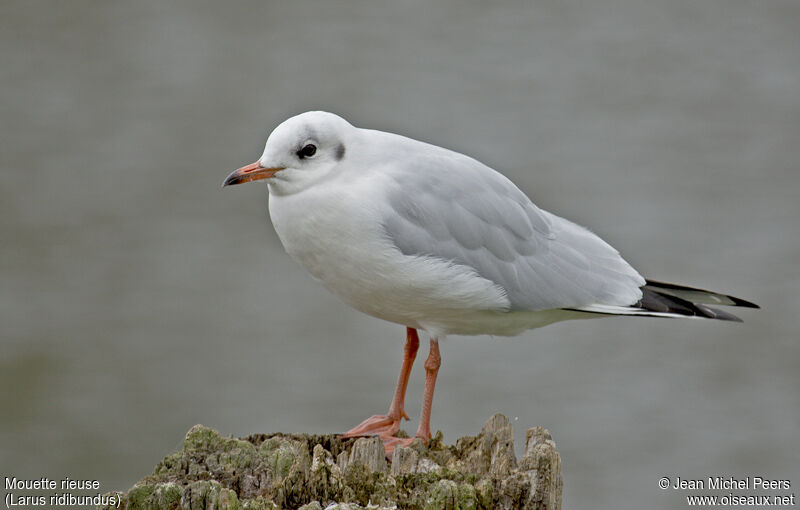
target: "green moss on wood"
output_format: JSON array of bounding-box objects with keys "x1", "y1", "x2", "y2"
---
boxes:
[{"x1": 100, "y1": 414, "x2": 561, "y2": 510}]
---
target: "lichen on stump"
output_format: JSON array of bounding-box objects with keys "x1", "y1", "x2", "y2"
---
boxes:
[{"x1": 99, "y1": 413, "x2": 562, "y2": 510}]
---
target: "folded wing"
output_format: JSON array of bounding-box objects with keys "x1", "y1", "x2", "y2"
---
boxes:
[{"x1": 380, "y1": 148, "x2": 645, "y2": 312}]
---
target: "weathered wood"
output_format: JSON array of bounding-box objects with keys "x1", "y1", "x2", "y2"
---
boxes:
[{"x1": 100, "y1": 414, "x2": 562, "y2": 510}]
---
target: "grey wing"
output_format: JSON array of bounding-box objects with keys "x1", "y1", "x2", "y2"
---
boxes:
[{"x1": 381, "y1": 153, "x2": 645, "y2": 311}]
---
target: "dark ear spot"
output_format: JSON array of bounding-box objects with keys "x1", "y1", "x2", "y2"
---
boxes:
[{"x1": 335, "y1": 143, "x2": 346, "y2": 161}]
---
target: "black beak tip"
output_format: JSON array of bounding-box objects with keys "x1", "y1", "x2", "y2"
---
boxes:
[{"x1": 222, "y1": 174, "x2": 241, "y2": 188}]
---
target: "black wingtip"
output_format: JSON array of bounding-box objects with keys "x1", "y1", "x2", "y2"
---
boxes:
[
  {"x1": 727, "y1": 295, "x2": 760, "y2": 309},
  {"x1": 695, "y1": 304, "x2": 744, "y2": 322},
  {"x1": 637, "y1": 288, "x2": 746, "y2": 322},
  {"x1": 644, "y1": 279, "x2": 760, "y2": 309}
]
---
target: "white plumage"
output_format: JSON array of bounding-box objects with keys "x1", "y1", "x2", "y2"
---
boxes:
[
  {"x1": 223, "y1": 110, "x2": 757, "y2": 454},
  {"x1": 258, "y1": 111, "x2": 650, "y2": 337}
]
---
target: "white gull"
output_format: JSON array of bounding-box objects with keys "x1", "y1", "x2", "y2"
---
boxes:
[{"x1": 223, "y1": 111, "x2": 758, "y2": 455}]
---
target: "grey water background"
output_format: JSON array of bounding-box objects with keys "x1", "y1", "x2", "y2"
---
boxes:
[{"x1": 1, "y1": 1, "x2": 798, "y2": 508}]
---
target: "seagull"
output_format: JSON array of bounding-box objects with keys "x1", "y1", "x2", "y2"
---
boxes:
[{"x1": 223, "y1": 111, "x2": 758, "y2": 456}]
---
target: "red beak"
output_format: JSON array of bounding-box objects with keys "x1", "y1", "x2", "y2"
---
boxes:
[{"x1": 222, "y1": 161, "x2": 284, "y2": 187}]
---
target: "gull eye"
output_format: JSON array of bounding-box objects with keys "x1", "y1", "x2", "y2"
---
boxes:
[{"x1": 297, "y1": 144, "x2": 317, "y2": 159}]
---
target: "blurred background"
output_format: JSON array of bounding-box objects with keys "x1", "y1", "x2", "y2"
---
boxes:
[{"x1": 1, "y1": 1, "x2": 798, "y2": 508}]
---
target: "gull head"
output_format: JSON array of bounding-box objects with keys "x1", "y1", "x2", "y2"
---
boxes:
[{"x1": 223, "y1": 111, "x2": 353, "y2": 195}]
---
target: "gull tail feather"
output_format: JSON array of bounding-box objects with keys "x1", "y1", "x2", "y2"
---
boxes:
[{"x1": 568, "y1": 280, "x2": 759, "y2": 322}]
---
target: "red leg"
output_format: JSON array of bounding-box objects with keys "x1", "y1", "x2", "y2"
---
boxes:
[
  {"x1": 342, "y1": 328, "x2": 419, "y2": 438},
  {"x1": 379, "y1": 338, "x2": 441, "y2": 458},
  {"x1": 415, "y1": 338, "x2": 441, "y2": 442}
]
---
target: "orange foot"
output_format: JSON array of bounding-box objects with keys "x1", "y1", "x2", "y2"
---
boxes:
[
  {"x1": 342, "y1": 413, "x2": 405, "y2": 438},
  {"x1": 381, "y1": 435, "x2": 417, "y2": 458},
  {"x1": 343, "y1": 419, "x2": 431, "y2": 459}
]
